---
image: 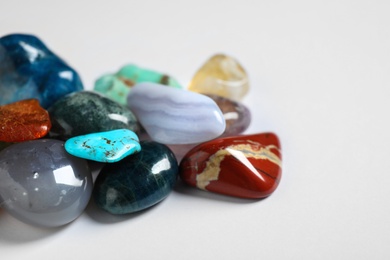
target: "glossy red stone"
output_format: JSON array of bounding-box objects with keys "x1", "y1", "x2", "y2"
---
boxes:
[
  {"x1": 179, "y1": 133, "x2": 282, "y2": 199},
  {"x1": 0, "y1": 99, "x2": 51, "y2": 142}
]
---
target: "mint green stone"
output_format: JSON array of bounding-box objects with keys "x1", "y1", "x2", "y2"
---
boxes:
[
  {"x1": 64, "y1": 129, "x2": 141, "y2": 163},
  {"x1": 95, "y1": 75, "x2": 130, "y2": 105},
  {"x1": 94, "y1": 64, "x2": 182, "y2": 105}
]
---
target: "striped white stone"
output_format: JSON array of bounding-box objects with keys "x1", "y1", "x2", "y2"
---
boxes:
[{"x1": 127, "y1": 82, "x2": 226, "y2": 144}]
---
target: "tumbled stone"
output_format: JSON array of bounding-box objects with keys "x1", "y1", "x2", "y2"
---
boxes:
[
  {"x1": 65, "y1": 129, "x2": 141, "y2": 163},
  {"x1": 127, "y1": 82, "x2": 225, "y2": 144},
  {"x1": 180, "y1": 133, "x2": 282, "y2": 199},
  {"x1": 0, "y1": 139, "x2": 92, "y2": 227},
  {"x1": 0, "y1": 34, "x2": 83, "y2": 108},
  {"x1": 94, "y1": 64, "x2": 182, "y2": 105},
  {"x1": 48, "y1": 91, "x2": 139, "y2": 140},
  {"x1": 0, "y1": 99, "x2": 51, "y2": 142},
  {"x1": 93, "y1": 141, "x2": 178, "y2": 214},
  {"x1": 188, "y1": 54, "x2": 249, "y2": 101},
  {"x1": 206, "y1": 94, "x2": 251, "y2": 136}
]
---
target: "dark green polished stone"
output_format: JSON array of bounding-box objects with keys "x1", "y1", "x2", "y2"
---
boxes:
[
  {"x1": 48, "y1": 91, "x2": 139, "y2": 140},
  {"x1": 93, "y1": 141, "x2": 178, "y2": 214}
]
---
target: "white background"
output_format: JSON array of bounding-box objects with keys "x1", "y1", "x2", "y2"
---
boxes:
[{"x1": 1, "y1": 0, "x2": 390, "y2": 259}]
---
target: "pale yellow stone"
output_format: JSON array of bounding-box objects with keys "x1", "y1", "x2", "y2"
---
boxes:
[{"x1": 188, "y1": 54, "x2": 249, "y2": 101}]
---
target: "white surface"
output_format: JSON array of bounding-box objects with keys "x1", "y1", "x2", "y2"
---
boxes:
[{"x1": 1, "y1": 0, "x2": 390, "y2": 259}]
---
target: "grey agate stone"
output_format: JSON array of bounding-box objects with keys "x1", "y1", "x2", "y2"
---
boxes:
[{"x1": 0, "y1": 139, "x2": 92, "y2": 227}]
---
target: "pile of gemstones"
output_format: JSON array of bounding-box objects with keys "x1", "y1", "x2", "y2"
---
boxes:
[{"x1": 0, "y1": 34, "x2": 282, "y2": 228}]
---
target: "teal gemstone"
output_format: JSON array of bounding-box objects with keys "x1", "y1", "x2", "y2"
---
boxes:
[
  {"x1": 93, "y1": 141, "x2": 178, "y2": 214},
  {"x1": 94, "y1": 64, "x2": 182, "y2": 105},
  {"x1": 65, "y1": 129, "x2": 141, "y2": 163},
  {"x1": 94, "y1": 75, "x2": 129, "y2": 106}
]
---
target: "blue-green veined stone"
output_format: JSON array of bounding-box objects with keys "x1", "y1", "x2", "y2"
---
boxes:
[
  {"x1": 65, "y1": 129, "x2": 141, "y2": 163},
  {"x1": 93, "y1": 141, "x2": 178, "y2": 214},
  {"x1": 48, "y1": 91, "x2": 139, "y2": 140},
  {"x1": 94, "y1": 64, "x2": 182, "y2": 105}
]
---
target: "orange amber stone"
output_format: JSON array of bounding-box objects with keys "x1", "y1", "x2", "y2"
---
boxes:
[{"x1": 0, "y1": 99, "x2": 51, "y2": 142}]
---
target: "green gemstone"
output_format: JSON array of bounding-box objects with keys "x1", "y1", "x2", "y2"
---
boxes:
[
  {"x1": 94, "y1": 75, "x2": 130, "y2": 105},
  {"x1": 94, "y1": 64, "x2": 182, "y2": 105}
]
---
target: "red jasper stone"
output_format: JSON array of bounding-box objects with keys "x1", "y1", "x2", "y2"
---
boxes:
[
  {"x1": 0, "y1": 99, "x2": 51, "y2": 142},
  {"x1": 179, "y1": 133, "x2": 282, "y2": 199}
]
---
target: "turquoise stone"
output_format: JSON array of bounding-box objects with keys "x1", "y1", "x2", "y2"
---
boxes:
[
  {"x1": 48, "y1": 91, "x2": 139, "y2": 140},
  {"x1": 65, "y1": 129, "x2": 141, "y2": 163},
  {"x1": 94, "y1": 64, "x2": 182, "y2": 105},
  {"x1": 93, "y1": 141, "x2": 178, "y2": 214}
]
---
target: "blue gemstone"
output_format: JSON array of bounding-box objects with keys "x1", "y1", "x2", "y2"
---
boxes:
[
  {"x1": 0, "y1": 34, "x2": 83, "y2": 108},
  {"x1": 65, "y1": 129, "x2": 141, "y2": 163},
  {"x1": 93, "y1": 141, "x2": 178, "y2": 214}
]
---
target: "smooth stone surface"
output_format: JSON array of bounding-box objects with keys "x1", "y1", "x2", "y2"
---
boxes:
[
  {"x1": 206, "y1": 94, "x2": 251, "y2": 136},
  {"x1": 127, "y1": 82, "x2": 226, "y2": 144},
  {"x1": 48, "y1": 91, "x2": 139, "y2": 140},
  {"x1": 0, "y1": 139, "x2": 92, "y2": 227},
  {"x1": 65, "y1": 129, "x2": 141, "y2": 163},
  {"x1": 0, "y1": 34, "x2": 83, "y2": 108},
  {"x1": 0, "y1": 99, "x2": 51, "y2": 142},
  {"x1": 180, "y1": 133, "x2": 282, "y2": 199},
  {"x1": 93, "y1": 141, "x2": 178, "y2": 214},
  {"x1": 188, "y1": 54, "x2": 249, "y2": 101},
  {"x1": 94, "y1": 64, "x2": 182, "y2": 105}
]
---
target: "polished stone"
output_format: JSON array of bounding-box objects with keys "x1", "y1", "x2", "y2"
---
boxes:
[
  {"x1": 180, "y1": 133, "x2": 282, "y2": 199},
  {"x1": 206, "y1": 94, "x2": 251, "y2": 136},
  {"x1": 0, "y1": 99, "x2": 51, "y2": 142},
  {"x1": 94, "y1": 64, "x2": 182, "y2": 105},
  {"x1": 48, "y1": 91, "x2": 139, "y2": 140},
  {"x1": 0, "y1": 139, "x2": 92, "y2": 227},
  {"x1": 65, "y1": 129, "x2": 141, "y2": 163},
  {"x1": 127, "y1": 82, "x2": 226, "y2": 144},
  {"x1": 0, "y1": 34, "x2": 83, "y2": 108},
  {"x1": 188, "y1": 54, "x2": 249, "y2": 101},
  {"x1": 93, "y1": 141, "x2": 178, "y2": 214}
]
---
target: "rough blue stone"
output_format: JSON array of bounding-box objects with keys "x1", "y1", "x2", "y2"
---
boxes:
[
  {"x1": 48, "y1": 91, "x2": 139, "y2": 140},
  {"x1": 93, "y1": 141, "x2": 178, "y2": 214},
  {"x1": 0, "y1": 34, "x2": 83, "y2": 108},
  {"x1": 65, "y1": 129, "x2": 141, "y2": 163}
]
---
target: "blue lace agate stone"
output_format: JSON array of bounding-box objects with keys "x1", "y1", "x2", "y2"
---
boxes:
[
  {"x1": 93, "y1": 141, "x2": 178, "y2": 214},
  {"x1": 65, "y1": 129, "x2": 141, "y2": 163},
  {"x1": 0, "y1": 34, "x2": 83, "y2": 108},
  {"x1": 127, "y1": 82, "x2": 226, "y2": 144}
]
